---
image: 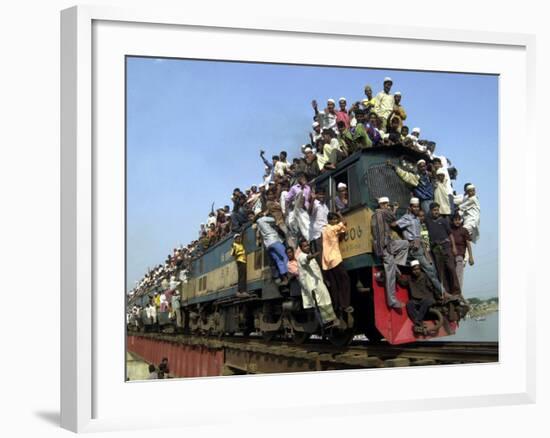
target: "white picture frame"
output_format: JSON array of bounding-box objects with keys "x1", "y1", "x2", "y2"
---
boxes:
[{"x1": 61, "y1": 5, "x2": 536, "y2": 433}]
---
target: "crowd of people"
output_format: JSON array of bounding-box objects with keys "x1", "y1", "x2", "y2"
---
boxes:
[{"x1": 128, "y1": 76, "x2": 481, "y2": 335}]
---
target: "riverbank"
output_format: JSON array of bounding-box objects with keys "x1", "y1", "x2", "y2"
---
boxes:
[{"x1": 465, "y1": 297, "x2": 498, "y2": 319}]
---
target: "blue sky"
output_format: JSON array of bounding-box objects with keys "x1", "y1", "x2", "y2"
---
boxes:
[{"x1": 126, "y1": 57, "x2": 498, "y2": 299}]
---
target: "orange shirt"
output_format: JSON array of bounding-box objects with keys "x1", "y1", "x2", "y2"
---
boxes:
[{"x1": 321, "y1": 222, "x2": 346, "y2": 270}]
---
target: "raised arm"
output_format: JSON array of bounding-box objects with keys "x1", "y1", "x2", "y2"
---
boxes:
[{"x1": 260, "y1": 150, "x2": 272, "y2": 170}]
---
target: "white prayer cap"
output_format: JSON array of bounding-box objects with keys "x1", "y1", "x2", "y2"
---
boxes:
[
  {"x1": 436, "y1": 168, "x2": 446, "y2": 175},
  {"x1": 410, "y1": 197, "x2": 420, "y2": 205},
  {"x1": 312, "y1": 121, "x2": 320, "y2": 128},
  {"x1": 410, "y1": 260, "x2": 420, "y2": 267},
  {"x1": 378, "y1": 196, "x2": 390, "y2": 204},
  {"x1": 300, "y1": 144, "x2": 308, "y2": 152},
  {"x1": 337, "y1": 182, "x2": 347, "y2": 190},
  {"x1": 304, "y1": 147, "x2": 313, "y2": 153},
  {"x1": 394, "y1": 91, "x2": 401, "y2": 96},
  {"x1": 327, "y1": 98, "x2": 336, "y2": 104},
  {"x1": 269, "y1": 181, "x2": 276, "y2": 185},
  {"x1": 412, "y1": 127, "x2": 421, "y2": 134},
  {"x1": 417, "y1": 159, "x2": 426, "y2": 165},
  {"x1": 233, "y1": 233, "x2": 241, "y2": 239},
  {"x1": 338, "y1": 97, "x2": 347, "y2": 102},
  {"x1": 466, "y1": 184, "x2": 476, "y2": 190},
  {"x1": 384, "y1": 76, "x2": 393, "y2": 83}
]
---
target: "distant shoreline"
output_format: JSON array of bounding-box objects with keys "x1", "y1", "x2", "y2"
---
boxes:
[{"x1": 465, "y1": 297, "x2": 498, "y2": 319}]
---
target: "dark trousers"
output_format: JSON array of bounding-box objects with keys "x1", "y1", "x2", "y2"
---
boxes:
[
  {"x1": 237, "y1": 261, "x2": 247, "y2": 292},
  {"x1": 431, "y1": 242, "x2": 461, "y2": 294},
  {"x1": 324, "y1": 263, "x2": 351, "y2": 312},
  {"x1": 406, "y1": 297, "x2": 435, "y2": 325}
]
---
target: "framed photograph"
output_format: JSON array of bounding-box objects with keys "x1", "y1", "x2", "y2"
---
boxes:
[{"x1": 61, "y1": 5, "x2": 536, "y2": 433}]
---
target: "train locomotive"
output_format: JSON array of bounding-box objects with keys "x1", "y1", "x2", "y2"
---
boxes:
[{"x1": 128, "y1": 145, "x2": 469, "y2": 346}]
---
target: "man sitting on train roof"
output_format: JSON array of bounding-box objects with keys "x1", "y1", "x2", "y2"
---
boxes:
[
  {"x1": 312, "y1": 98, "x2": 338, "y2": 133},
  {"x1": 362, "y1": 84, "x2": 376, "y2": 115},
  {"x1": 302, "y1": 146, "x2": 320, "y2": 181},
  {"x1": 396, "y1": 197, "x2": 445, "y2": 299},
  {"x1": 340, "y1": 109, "x2": 372, "y2": 152},
  {"x1": 365, "y1": 111, "x2": 383, "y2": 145},
  {"x1": 389, "y1": 91, "x2": 407, "y2": 131},
  {"x1": 336, "y1": 97, "x2": 351, "y2": 129},
  {"x1": 388, "y1": 158, "x2": 434, "y2": 215},
  {"x1": 397, "y1": 260, "x2": 439, "y2": 336},
  {"x1": 309, "y1": 121, "x2": 322, "y2": 151},
  {"x1": 371, "y1": 196, "x2": 409, "y2": 309}
]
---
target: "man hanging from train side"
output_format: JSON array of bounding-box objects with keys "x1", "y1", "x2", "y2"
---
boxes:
[
  {"x1": 395, "y1": 197, "x2": 448, "y2": 300},
  {"x1": 371, "y1": 196, "x2": 410, "y2": 309}
]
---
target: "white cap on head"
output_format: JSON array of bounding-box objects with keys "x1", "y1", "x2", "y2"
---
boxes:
[
  {"x1": 417, "y1": 159, "x2": 426, "y2": 166},
  {"x1": 410, "y1": 197, "x2": 420, "y2": 205},
  {"x1": 338, "y1": 97, "x2": 346, "y2": 102},
  {"x1": 412, "y1": 127, "x2": 421, "y2": 134},
  {"x1": 304, "y1": 147, "x2": 313, "y2": 153},
  {"x1": 466, "y1": 184, "x2": 476, "y2": 190},
  {"x1": 312, "y1": 121, "x2": 320, "y2": 128},
  {"x1": 410, "y1": 260, "x2": 420, "y2": 267},
  {"x1": 395, "y1": 91, "x2": 401, "y2": 96},
  {"x1": 436, "y1": 168, "x2": 446, "y2": 176},
  {"x1": 378, "y1": 196, "x2": 390, "y2": 204},
  {"x1": 384, "y1": 76, "x2": 393, "y2": 83},
  {"x1": 327, "y1": 98, "x2": 336, "y2": 104},
  {"x1": 337, "y1": 182, "x2": 347, "y2": 190}
]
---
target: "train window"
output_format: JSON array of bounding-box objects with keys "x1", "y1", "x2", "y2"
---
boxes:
[
  {"x1": 199, "y1": 258, "x2": 204, "y2": 274},
  {"x1": 332, "y1": 165, "x2": 361, "y2": 211},
  {"x1": 203, "y1": 276, "x2": 207, "y2": 291}
]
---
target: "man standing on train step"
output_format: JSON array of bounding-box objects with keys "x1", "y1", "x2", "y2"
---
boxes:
[
  {"x1": 231, "y1": 233, "x2": 248, "y2": 298},
  {"x1": 396, "y1": 197, "x2": 445, "y2": 298},
  {"x1": 322, "y1": 212, "x2": 353, "y2": 317},
  {"x1": 425, "y1": 202, "x2": 462, "y2": 297},
  {"x1": 371, "y1": 196, "x2": 409, "y2": 309}
]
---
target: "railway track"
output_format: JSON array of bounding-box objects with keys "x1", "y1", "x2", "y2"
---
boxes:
[{"x1": 129, "y1": 331, "x2": 498, "y2": 375}]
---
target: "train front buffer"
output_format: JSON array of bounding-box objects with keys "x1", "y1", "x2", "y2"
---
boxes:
[{"x1": 371, "y1": 266, "x2": 457, "y2": 344}]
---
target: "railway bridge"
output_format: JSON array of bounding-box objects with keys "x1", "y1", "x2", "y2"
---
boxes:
[{"x1": 127, "y1": 333, "x2": 498, "y2": 378}]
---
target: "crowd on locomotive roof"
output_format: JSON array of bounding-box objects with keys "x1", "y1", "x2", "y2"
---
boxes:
[{"x1": 127, "y1": 76, "x2": 481, "y2": 335}]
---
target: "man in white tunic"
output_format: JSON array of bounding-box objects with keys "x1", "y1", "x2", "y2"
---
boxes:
[
  {"x1": 455, "y1": 184, "x2": 480, "y2": 243},
  {"x1": 296, "y1": 239, "x2": 338, "y2": 326}
]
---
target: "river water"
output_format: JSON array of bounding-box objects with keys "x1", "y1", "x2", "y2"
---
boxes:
[{"x1": 444, "y1": 311, "x2": 498, "y2": 342}]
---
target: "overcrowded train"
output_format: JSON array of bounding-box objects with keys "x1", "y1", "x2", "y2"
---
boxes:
[{"x1": 127, "y1": 144, "x2": 471, "y2": 346}]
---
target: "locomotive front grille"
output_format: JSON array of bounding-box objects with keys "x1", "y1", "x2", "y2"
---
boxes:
[{"x1": 365, "y1": 163, "x2": 412, "y2": 208}]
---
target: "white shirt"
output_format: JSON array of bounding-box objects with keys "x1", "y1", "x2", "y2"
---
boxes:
[
  {"x1": 309, "y1": 200, "x2": 329, "y2": 241},
  {"x1": 274, "y1": 160, "x2": 291, "y2": 177}
]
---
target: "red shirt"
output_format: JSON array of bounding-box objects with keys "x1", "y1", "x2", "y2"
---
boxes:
[{"x1": 336, "y1": 110, "x2": 350, "y2": 129}]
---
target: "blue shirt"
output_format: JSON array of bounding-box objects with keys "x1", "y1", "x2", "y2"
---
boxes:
[{"x1": 396, "y1": 213, "x2": 421, "y2": 242}]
